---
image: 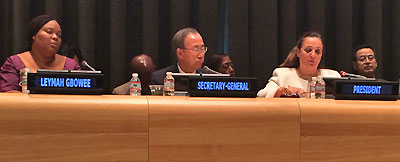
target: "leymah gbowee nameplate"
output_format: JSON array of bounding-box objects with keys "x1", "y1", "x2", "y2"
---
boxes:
[
  {"x1": 188, "y1": 76, "x2": 258, "y2": 97},
  {"x1": 334, "y1": 79, "x2": 399, "y2": 100},
  {"x1": 27, "y1": 70, "x2": 104, "y2": 94}
]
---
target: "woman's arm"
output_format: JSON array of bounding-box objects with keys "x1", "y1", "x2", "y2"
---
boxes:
[{"x1": 0, "y1": 57, "x2": 22, "y2": 92}]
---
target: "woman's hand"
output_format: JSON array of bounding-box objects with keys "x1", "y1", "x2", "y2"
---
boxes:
[{"x1": 274, "y1": 86, "x2": 305, "y2": 97}]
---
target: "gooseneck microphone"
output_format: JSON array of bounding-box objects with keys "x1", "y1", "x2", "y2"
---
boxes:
[
  {"x1": 340, "y1": 71, "x2": 367, "y2": 79},
  {"x1": 81, "y1": 61, "x2": 96, "y2": 71}
]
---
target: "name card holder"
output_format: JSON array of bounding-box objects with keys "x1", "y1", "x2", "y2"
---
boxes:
[
  {"x1": 188, "y1": 76, "x2": 258, "y2": 97},
  {"x1": 334, "y1": 80, "x2": 399, "y2": 100},
  {"x1": 27, "y1": 70, "x2": 104, "y2": 95}
]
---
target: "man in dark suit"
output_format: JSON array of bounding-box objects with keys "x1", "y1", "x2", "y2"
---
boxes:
[
  {"x1": 150, "y1": 28, "x2": 208, "y2": 85},
  {"x1": 352, "y1": 45, "x2": 377, "y2": 78}
]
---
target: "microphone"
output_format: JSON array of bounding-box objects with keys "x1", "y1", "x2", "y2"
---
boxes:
[
  {"x1": 202, "y1": 66, "x2": 222, "y2": 74},
  {"x1": 340, "y1": 71, "x2": 367, "y2": 79},
  {"x1": 81, "y1": 61, "x2": 96, "y2": 71}
]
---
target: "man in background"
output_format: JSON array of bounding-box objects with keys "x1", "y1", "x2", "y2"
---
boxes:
[
  {"x1": 352, "y1": 45, "x2": 378, "y2": 78},
  {"x1": 113, "y1": 54, "x2": 155, "y2": 95}
]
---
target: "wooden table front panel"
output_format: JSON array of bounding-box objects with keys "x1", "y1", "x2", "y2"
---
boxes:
[
  {"x1": 148, "y1": 96, "x2": 300, "y2": 162},
  {"x1": 0, "y1": 94, "x2": 149, "y2": 162},
  {"x1": 300, "y1": 99, "x2": 400, "y2": 162}
]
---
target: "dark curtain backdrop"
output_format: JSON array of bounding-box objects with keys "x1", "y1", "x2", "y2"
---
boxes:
[{"x1": 1, "y1": 0, "x2": 400, "y2": 93}]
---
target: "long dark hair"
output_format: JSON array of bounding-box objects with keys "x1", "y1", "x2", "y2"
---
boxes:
[
  {"x1": 27, "y1": 15, "x2": 60, "y2": 50},
  {"x1": 279, "y1": 31, "x2": 323, "y2": 68}
]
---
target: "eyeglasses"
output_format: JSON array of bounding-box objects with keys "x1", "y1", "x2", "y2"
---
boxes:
[
  {"x1": 181, "y1": 46, "x2": 208, "y2": 53},
  {"x1": 357, "y1": 54, "x2": 375, "y2": 62}
]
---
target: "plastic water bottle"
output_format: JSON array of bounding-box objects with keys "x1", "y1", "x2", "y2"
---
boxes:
[
  {"x1": 309, "y1": 77, "x2": 325, "y2": 99},
  {"x1": 130, "y1": 73, "x2": 141, "y2": 96},
  {"x1": 308, "y1": 77, "x2": 316, "y2": 98},
  {"x1": 314, "y1": 77, "x2": 326, "y2": 99},
  {"x1": 163, "y1": 72, "x2": 175, "y2": 96},
  {"x1": 19, "y1": 68, "x2": 31, "y2": 94}
]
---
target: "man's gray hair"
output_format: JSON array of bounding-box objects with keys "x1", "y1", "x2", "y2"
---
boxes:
[{"x1": 172, "y1": 28, "x2": 199, "y2": 52}]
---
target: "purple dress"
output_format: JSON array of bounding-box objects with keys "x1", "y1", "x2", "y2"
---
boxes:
[{"x1": 0, "y1": 54, "x2": 81, "y2": 92}]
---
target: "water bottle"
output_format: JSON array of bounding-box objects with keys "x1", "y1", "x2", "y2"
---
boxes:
[
  {"x1": 130, "y1": 73, "x2": 141, "y2": 96},
  {"x1": 19, "y1": 68, "x2": 31, "y2": 94},
  {"x1": 308, "y1": 77, "x2": 316, "y2": 98},
  {"x1": 163, "y1": 72, "x2": 175, "y2": 96},
  {"x1": 314, "y1": 77, "x2": 326, "y2": 99}
]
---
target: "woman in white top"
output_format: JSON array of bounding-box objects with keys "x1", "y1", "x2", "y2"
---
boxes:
[{"x1": 258, "y1": 31, "x2": 340, "y2": 98}]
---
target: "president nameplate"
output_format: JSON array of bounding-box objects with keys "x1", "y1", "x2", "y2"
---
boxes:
[{"x1": 334, "y1": 80, "x2": 399, "y2": 100}]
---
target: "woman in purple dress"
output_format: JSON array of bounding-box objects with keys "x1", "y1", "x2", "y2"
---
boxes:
[{"x1": 0, "y1": 15, "x2": 80, "y2": 92}]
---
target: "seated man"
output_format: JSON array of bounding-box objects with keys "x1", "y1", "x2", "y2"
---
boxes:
[
  {"x1": 205, "y1": 53, "x2": 235, "y2": 76},
  {"x1": 150, "y1": 28, "x2": 207, "y2": 85},
  {"x1": 352, "y1": 45, "x2": 377, "y2": 78},
  {"x1": 113, "y1": 54, "x2": 155, "y2": 95}
]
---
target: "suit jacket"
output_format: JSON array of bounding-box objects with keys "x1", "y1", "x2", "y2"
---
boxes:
[
  {"x1": 112, "y1": 81, "x2": 152, "y2": 95},
  {"x1": 150, "y1": 64, "x2": 208, "y2": 85},
  {"x1": 112, "y1": 82, "x2": 130, "y2": 95}
]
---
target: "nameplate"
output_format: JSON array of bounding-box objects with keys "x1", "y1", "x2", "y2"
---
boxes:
[
  {"x1": 334, "y1": 80, "x2": 399, "y2": 100},
  {"x1": 188, "y1": 76, "x2": 257, "y2": 97},
  {"x1": 28, "y1": 70, "x2": 103, "y2": 94}
]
